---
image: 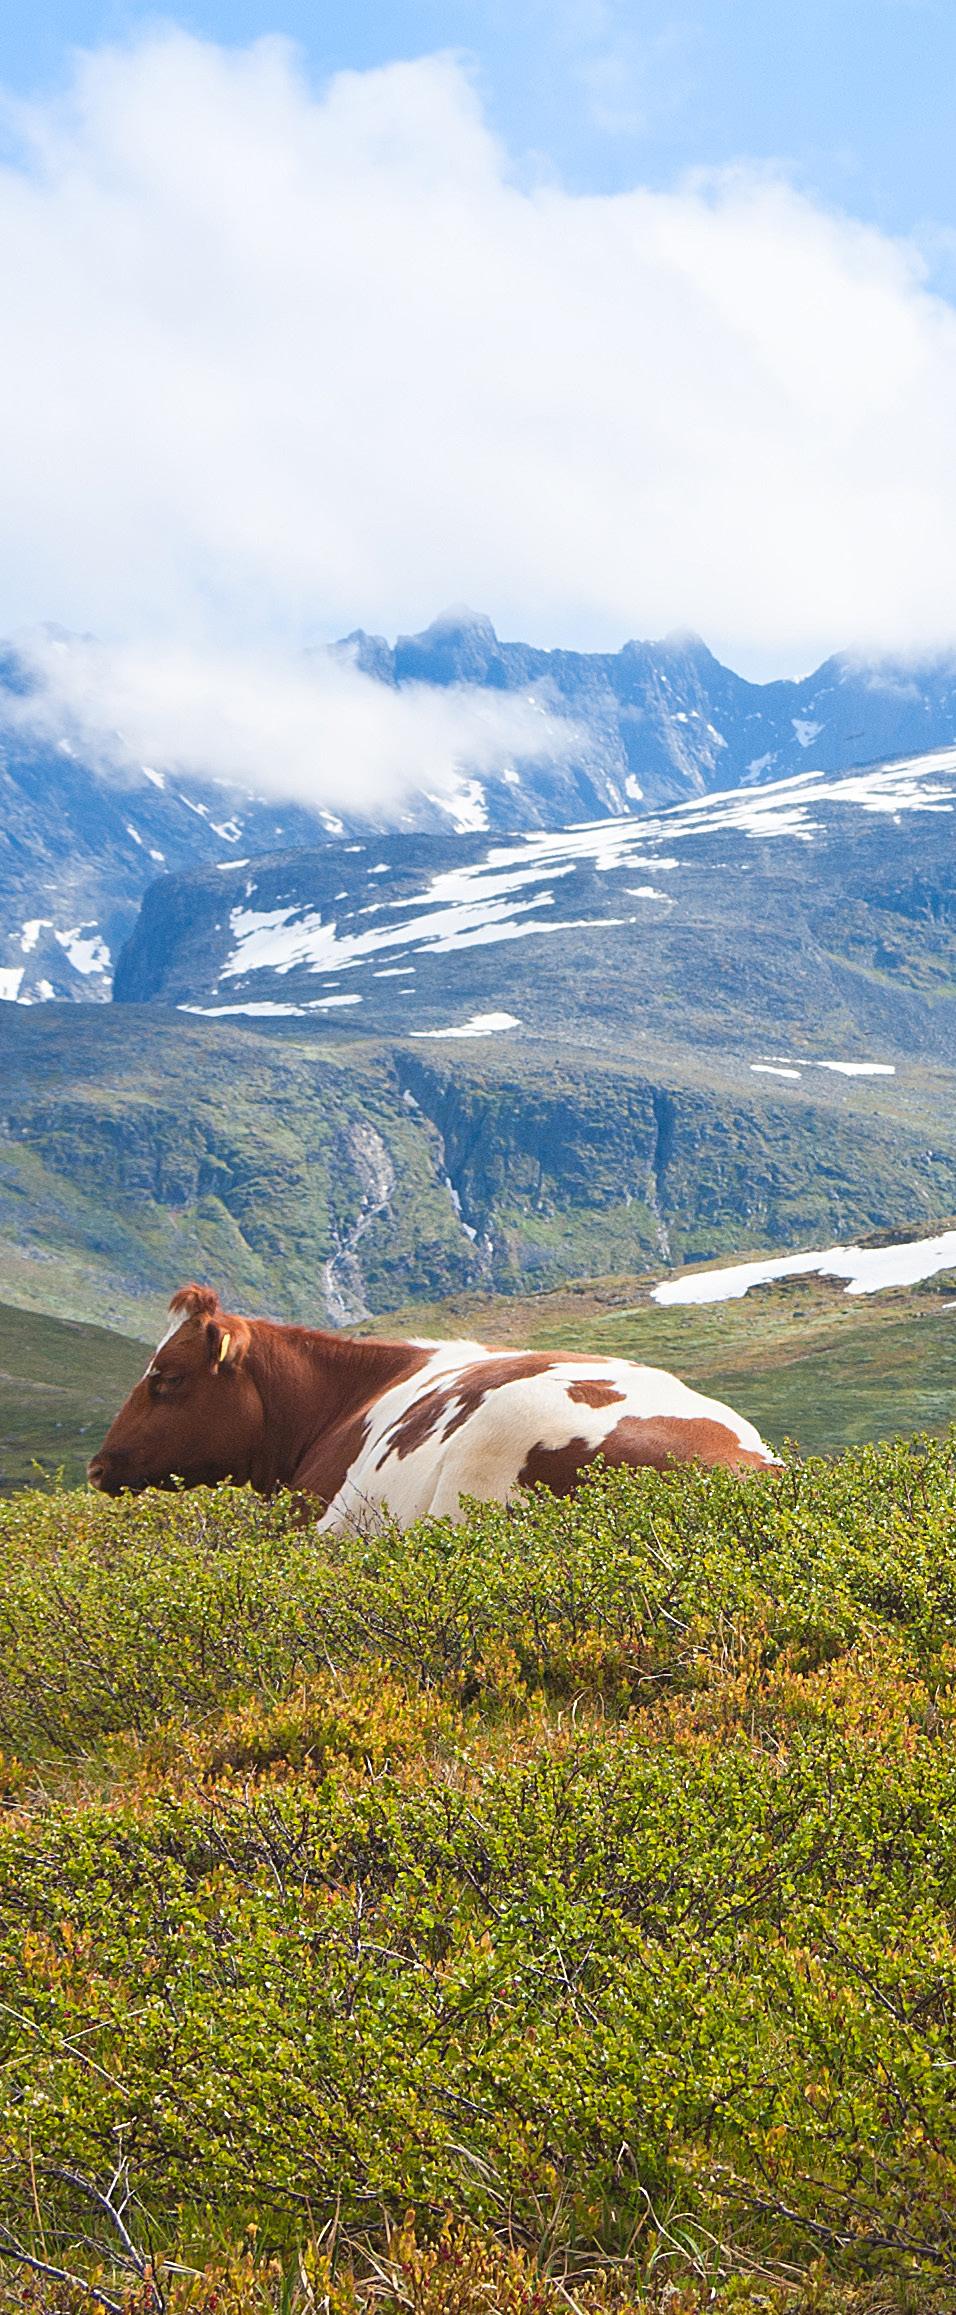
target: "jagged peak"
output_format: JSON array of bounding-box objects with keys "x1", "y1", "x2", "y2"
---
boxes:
[
  {"x1": 411, "y1": 605, "x2": 499, "y2": 645},
  {"x1": 650, "y1": 628, "x2": 721, "y2": 665}
]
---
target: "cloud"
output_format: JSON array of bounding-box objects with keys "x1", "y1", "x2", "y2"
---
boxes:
[
  {"x1": 9, "y1": 631, "x2": 578, "y2": 813},
  {"x1": 0, "y1": 24, "x2": 952, "y2": 777}
]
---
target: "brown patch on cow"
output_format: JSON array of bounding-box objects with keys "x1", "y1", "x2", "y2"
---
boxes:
[
  {"x1": 377, "y1": 1353, "x2": 560, "y2": 1467},
  {"x1": 519, "y1": 1413, "x2": 772, "y2": 1495},
  {"x1": 518, "y1": 1436, "x2": 593, "y2": 1493},
  {"x1": 600, "y1": 1415, "x2": 773, "y2": 1472},
  {"x1": 295, "y1": 1409, "x2": 372, "y2": 1512},
  {"x1": 566, "y1": 1379, "x2": 625, "y2": 1408},
  {"x1": 374, "y1": 1382, "x2": 455, "y2": 1467},
  {"x1": 288, "y1": 1337, "x2": 434, "y2": 1497}
]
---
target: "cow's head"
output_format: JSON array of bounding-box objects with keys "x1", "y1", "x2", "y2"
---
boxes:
[{"x1": 88, "y1": 1285, "x2": 263, "y2": 1495}]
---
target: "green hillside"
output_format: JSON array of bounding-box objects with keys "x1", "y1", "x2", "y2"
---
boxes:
[
  {"x1": 2, "y1": 1003, "x2": 956, "y2": 1341},
  {"x1": 2, "y1": 1450, "x2": 956, "y2": 2309},
  {"x1": 0, "y1": 1300, "x2": 148, "y2": 1492}
]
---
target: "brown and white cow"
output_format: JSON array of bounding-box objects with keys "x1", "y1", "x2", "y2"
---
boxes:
[{"x1": 88, "y1": 1283, "x2": 781, "y2": 1529}]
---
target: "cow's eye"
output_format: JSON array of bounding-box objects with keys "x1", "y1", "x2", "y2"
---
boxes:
[{"x1": 150, "y1": 1369, "x2": 184, "y2": 1397}]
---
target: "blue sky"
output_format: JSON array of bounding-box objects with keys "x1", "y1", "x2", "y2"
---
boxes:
[{"x1": 2, "y1": 0, "x2": 954, "y2": 255}]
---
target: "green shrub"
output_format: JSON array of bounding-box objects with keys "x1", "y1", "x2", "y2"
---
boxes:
[{"x1": 2, "y1": 1443, "x2": 956, "y2": 2308}]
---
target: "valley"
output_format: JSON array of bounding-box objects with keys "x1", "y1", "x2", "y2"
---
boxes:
[
  {"x1": 0, "y1": 1299, "x2": 147, "y2": 1493},
  {"x1": 2, "y1": 1003, "x2": 955, "y2": 1339}
]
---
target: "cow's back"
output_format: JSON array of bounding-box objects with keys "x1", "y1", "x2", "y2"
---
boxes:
[{"x1": 316, "y1": 1344, "x2": 778, "y2": 1532}]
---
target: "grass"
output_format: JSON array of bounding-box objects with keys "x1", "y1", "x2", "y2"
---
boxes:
[
  {"x1": 0, "y1": 1299, "x2": 148, "y2": 1492},
  {"x1": 2, "y1": 1447, "x2": 956, "y2": 2309}
]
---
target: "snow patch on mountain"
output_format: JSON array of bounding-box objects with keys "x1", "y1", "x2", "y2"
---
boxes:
[
  {"x1": 55, "y1": 926, "x2": 111, "y2": 976},
  {"x1": 428, "y1": 779, "x2": 489, "y2": 833},
  {"x1": 751, "y1": 1057, "x2": 896, "y2": 1082},
  {"x1": 653, "y1": 1228, "x2": 956, "y2": 1305},
  {"x1": 181, "y1": 991, "x2": 364, "y2": 1017},
  {"x1": 410, "y1": 1011, "x2": 520, "y2": 1039},
  {"x1": 20, "y1": 919, "x2": 50, "y2": 953}
]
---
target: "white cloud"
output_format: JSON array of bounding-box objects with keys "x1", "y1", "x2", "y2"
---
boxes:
[
  {"x1": 0, "y1": 24, "x2": 953, "y2": 766},
  {"x1": 10, "y1": 632, "x2": 576, "y2": 812}
]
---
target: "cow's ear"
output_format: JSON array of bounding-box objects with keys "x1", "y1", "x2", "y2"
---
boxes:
[
  {"x1": 170, "y1": 1283, "x2": 220, "y2": 1322},
  {"x1": 204, "y1": 1316, "x2": 251, "y2": 1372}
]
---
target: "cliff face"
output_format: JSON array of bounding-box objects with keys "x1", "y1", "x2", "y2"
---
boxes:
[
  {"x1": 396, "y1": 1052, "x2": 956, "y2": 1290},
  {"x1": 2, "y1": 1006, "x2": 954, "y2": 1339}
]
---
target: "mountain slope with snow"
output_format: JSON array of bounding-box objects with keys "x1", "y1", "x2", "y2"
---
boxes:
[
  {"x1": 7, "y1": 616, "x2": 956, "y2": 1002},
  {"x1": 114, "y1": 746, "x2": 956, "y2": 1075}
]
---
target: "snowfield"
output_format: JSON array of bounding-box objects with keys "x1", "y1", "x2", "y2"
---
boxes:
[
  {"x1": 652, "y1": 1228, "x2": 956, "y2": 1305},
  {"x1": 209, "y1": 746, "x2": 956, "y2": 999},
  {"x1": 409, "y1": 1011, "x2": 520, "y2": 1039}
]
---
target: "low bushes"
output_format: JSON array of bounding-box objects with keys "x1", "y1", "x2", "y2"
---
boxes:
[{"x1": 1, "y1": 1441, "x2": 956, "y2": 2310}]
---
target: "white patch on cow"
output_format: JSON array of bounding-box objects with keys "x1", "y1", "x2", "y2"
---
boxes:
[{"x1": 140, "y1": 1310, "x2": 185, "y2": 1380}]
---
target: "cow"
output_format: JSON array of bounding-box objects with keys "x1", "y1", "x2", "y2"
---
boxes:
[{"x1": 88, "y1": 1283, "x2": 781, "y2": 1529}]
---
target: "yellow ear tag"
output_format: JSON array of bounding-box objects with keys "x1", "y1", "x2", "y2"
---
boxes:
[{"x1": 218, "y1": 1331, "x2": 231, "y2": 1365}]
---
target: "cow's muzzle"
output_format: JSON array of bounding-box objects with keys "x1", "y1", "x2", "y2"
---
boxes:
[{"x1": 87, "y1": 1451, "x2": 130, "y2": 1494}]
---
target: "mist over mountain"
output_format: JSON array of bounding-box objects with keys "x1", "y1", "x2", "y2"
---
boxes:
[
  {"x1": 5, "y1": 611, "x2": 956, "y2": 1005},
  {"x1": 346, "y1": 610, "x2": 956, "y2": 802}
]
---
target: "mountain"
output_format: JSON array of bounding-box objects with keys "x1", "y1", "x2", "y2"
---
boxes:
[
  {"x1": 0, "y1": 744, "x2": 950, "y2": 1339},
  {"x1": 346, "y1": 609, "x2": 956, "y2": 802},
  {"x1": 7, "y1": 614, "x2": 956, "y2": 1001},
  {"x1": 113, "y1": 748, "x2": 956, "y2": 1071},
  {"x1": 0, "y1": 722, "x2": 354, "y2": 1004}
]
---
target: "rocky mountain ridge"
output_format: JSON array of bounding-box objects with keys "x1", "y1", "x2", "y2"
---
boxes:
[{"x1": 6, "y1": 613, "x2": 956, "y2": 1001}]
